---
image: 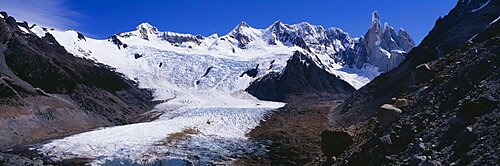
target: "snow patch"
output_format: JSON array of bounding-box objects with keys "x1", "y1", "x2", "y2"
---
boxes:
[
  {"x1": 18, "y1": 26, "x2": 30, "y2": 34},
  {"x1": 391, "y1": 50, "x2": 406, "y2": 54},
  {"x1": 490, "y1": 16, "x2": 500, "y2": 25},
  {"x1": 380, "y1": 48, "x2": 391, "y2": 58},
  {"x1": 471, "y1": 0, "x2": 490, "y2": 13}
]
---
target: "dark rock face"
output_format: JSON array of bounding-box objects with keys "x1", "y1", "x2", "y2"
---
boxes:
[
  {"x1": 109, "y1": 35, "x2": 125, "y2": 49},
  {"x1": 134, "y1": 53, "x2": 143, "y2": 59},
  {"x1": 0, "y1": 12, "x2": 7, "y2": 18},
  {"x1": 327, "y1": 1, "x2": 500, "y2": 165},
  {"x1": 246, "y1": 51, "x2": 356, "y2": 102},
  {"x1": 76, "y1": 32, "x2": 86, "y2": 41},
  {"x1": 239, "y1": 64, "x2": 259, "y2": 78},
  {"x1": 0, "y1": 13, "x2": 155, "y2": 150},
  {"x1": 201, "y1": 66, "x2": 213, "y2": 77},
  {"x1": 162, "y1": 33, "x2": 203, "y2": 45}
]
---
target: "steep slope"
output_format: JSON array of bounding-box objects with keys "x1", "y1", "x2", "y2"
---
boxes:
[
  {"x1": 324, "y1": 0, "x2": 499, "y2": 165},
  {"x1": 0, "y1": 12, "x2": 155, "y2": 150}
]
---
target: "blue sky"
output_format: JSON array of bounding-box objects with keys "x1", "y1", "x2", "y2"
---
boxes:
[{"x1": 0, "y1": 0, "x2": 457, "y2": 44}]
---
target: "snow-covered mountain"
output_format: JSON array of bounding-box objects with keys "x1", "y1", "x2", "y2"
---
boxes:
[
  {"x1": 30, "y1": 11, "x2": 413, "y2": 90},
  {"x1": 17, "y1": 11, "x2": 413, "y2": 164}
]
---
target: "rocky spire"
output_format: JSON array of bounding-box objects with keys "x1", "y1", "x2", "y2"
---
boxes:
[
  {"x1": 370, "y1": 11, "x2": 383, "y2": 35},
  {"x1": 356, "y1": 11, "x2": 416, "y2": 72}
]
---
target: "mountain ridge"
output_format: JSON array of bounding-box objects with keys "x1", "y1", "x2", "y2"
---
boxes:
[{"x1": 28, "y1": 11, "x2": 414, "y2": 91}]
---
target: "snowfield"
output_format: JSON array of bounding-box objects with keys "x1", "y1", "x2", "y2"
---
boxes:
[{"x1": 34, "y1": 22, "x2": 380, "y2": 164}]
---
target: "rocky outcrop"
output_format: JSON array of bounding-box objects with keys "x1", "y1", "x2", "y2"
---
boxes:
[
  {"x1": 246, "y1": 51, "x2": 356, "y2": 102},
  {"x1": 326, "y1": 0, "x2": 500, "y2": 165},
  {"x1": 0, "y1": 12, "x2": 155, "y2": 150}
]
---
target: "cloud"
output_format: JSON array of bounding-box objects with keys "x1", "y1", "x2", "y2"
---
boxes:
[{"x1": 0, "y1": 0, "x2": 79, "y2": 30}]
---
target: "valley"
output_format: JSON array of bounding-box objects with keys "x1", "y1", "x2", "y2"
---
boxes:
[{"x1": 0, "y1": 0, "x2": 499, "y2": 165}]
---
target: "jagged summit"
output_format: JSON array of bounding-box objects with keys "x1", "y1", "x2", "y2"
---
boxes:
[
  {"x1": 372, "y1": 11, "x2": 381, "y2": 23},
  {"x1": 355, "y1": 11, "x2": 416, "y2": 71}
]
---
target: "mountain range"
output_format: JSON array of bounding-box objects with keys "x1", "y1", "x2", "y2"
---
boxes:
[{"x1": 26, "y1": 11, "x2": 414, "y2": 100}]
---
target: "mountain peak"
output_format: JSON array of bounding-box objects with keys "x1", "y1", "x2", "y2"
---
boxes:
[
  {"x1": 136, "y1": 22, "x2": 158, "y2": 33},
  {"x1": 238, "y1": 21, "x2": 250, "y2": 28},
  {"x1": 228, "y1": 21, "x2": 260, "y2": 48},
  {"x1": 135, "y1": 22, "x2": 159, "y2": 40},
  {"x1": 269, "y1": 20, "x2": 290, "y2": 31},
  {"x1": 230, "y1": 21, "x2": 257, "y2": 35},
  {"x1": 383, "y1": 22, "x2": 394, "y2": 32}
]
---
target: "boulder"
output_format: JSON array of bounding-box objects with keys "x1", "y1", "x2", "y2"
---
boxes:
[
  {"x1": 377, "y1": 104, "x2": 402, "y2": 127},
  {"x1": 320, "y1": 130, "x2": 353, "y2": 157}
]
